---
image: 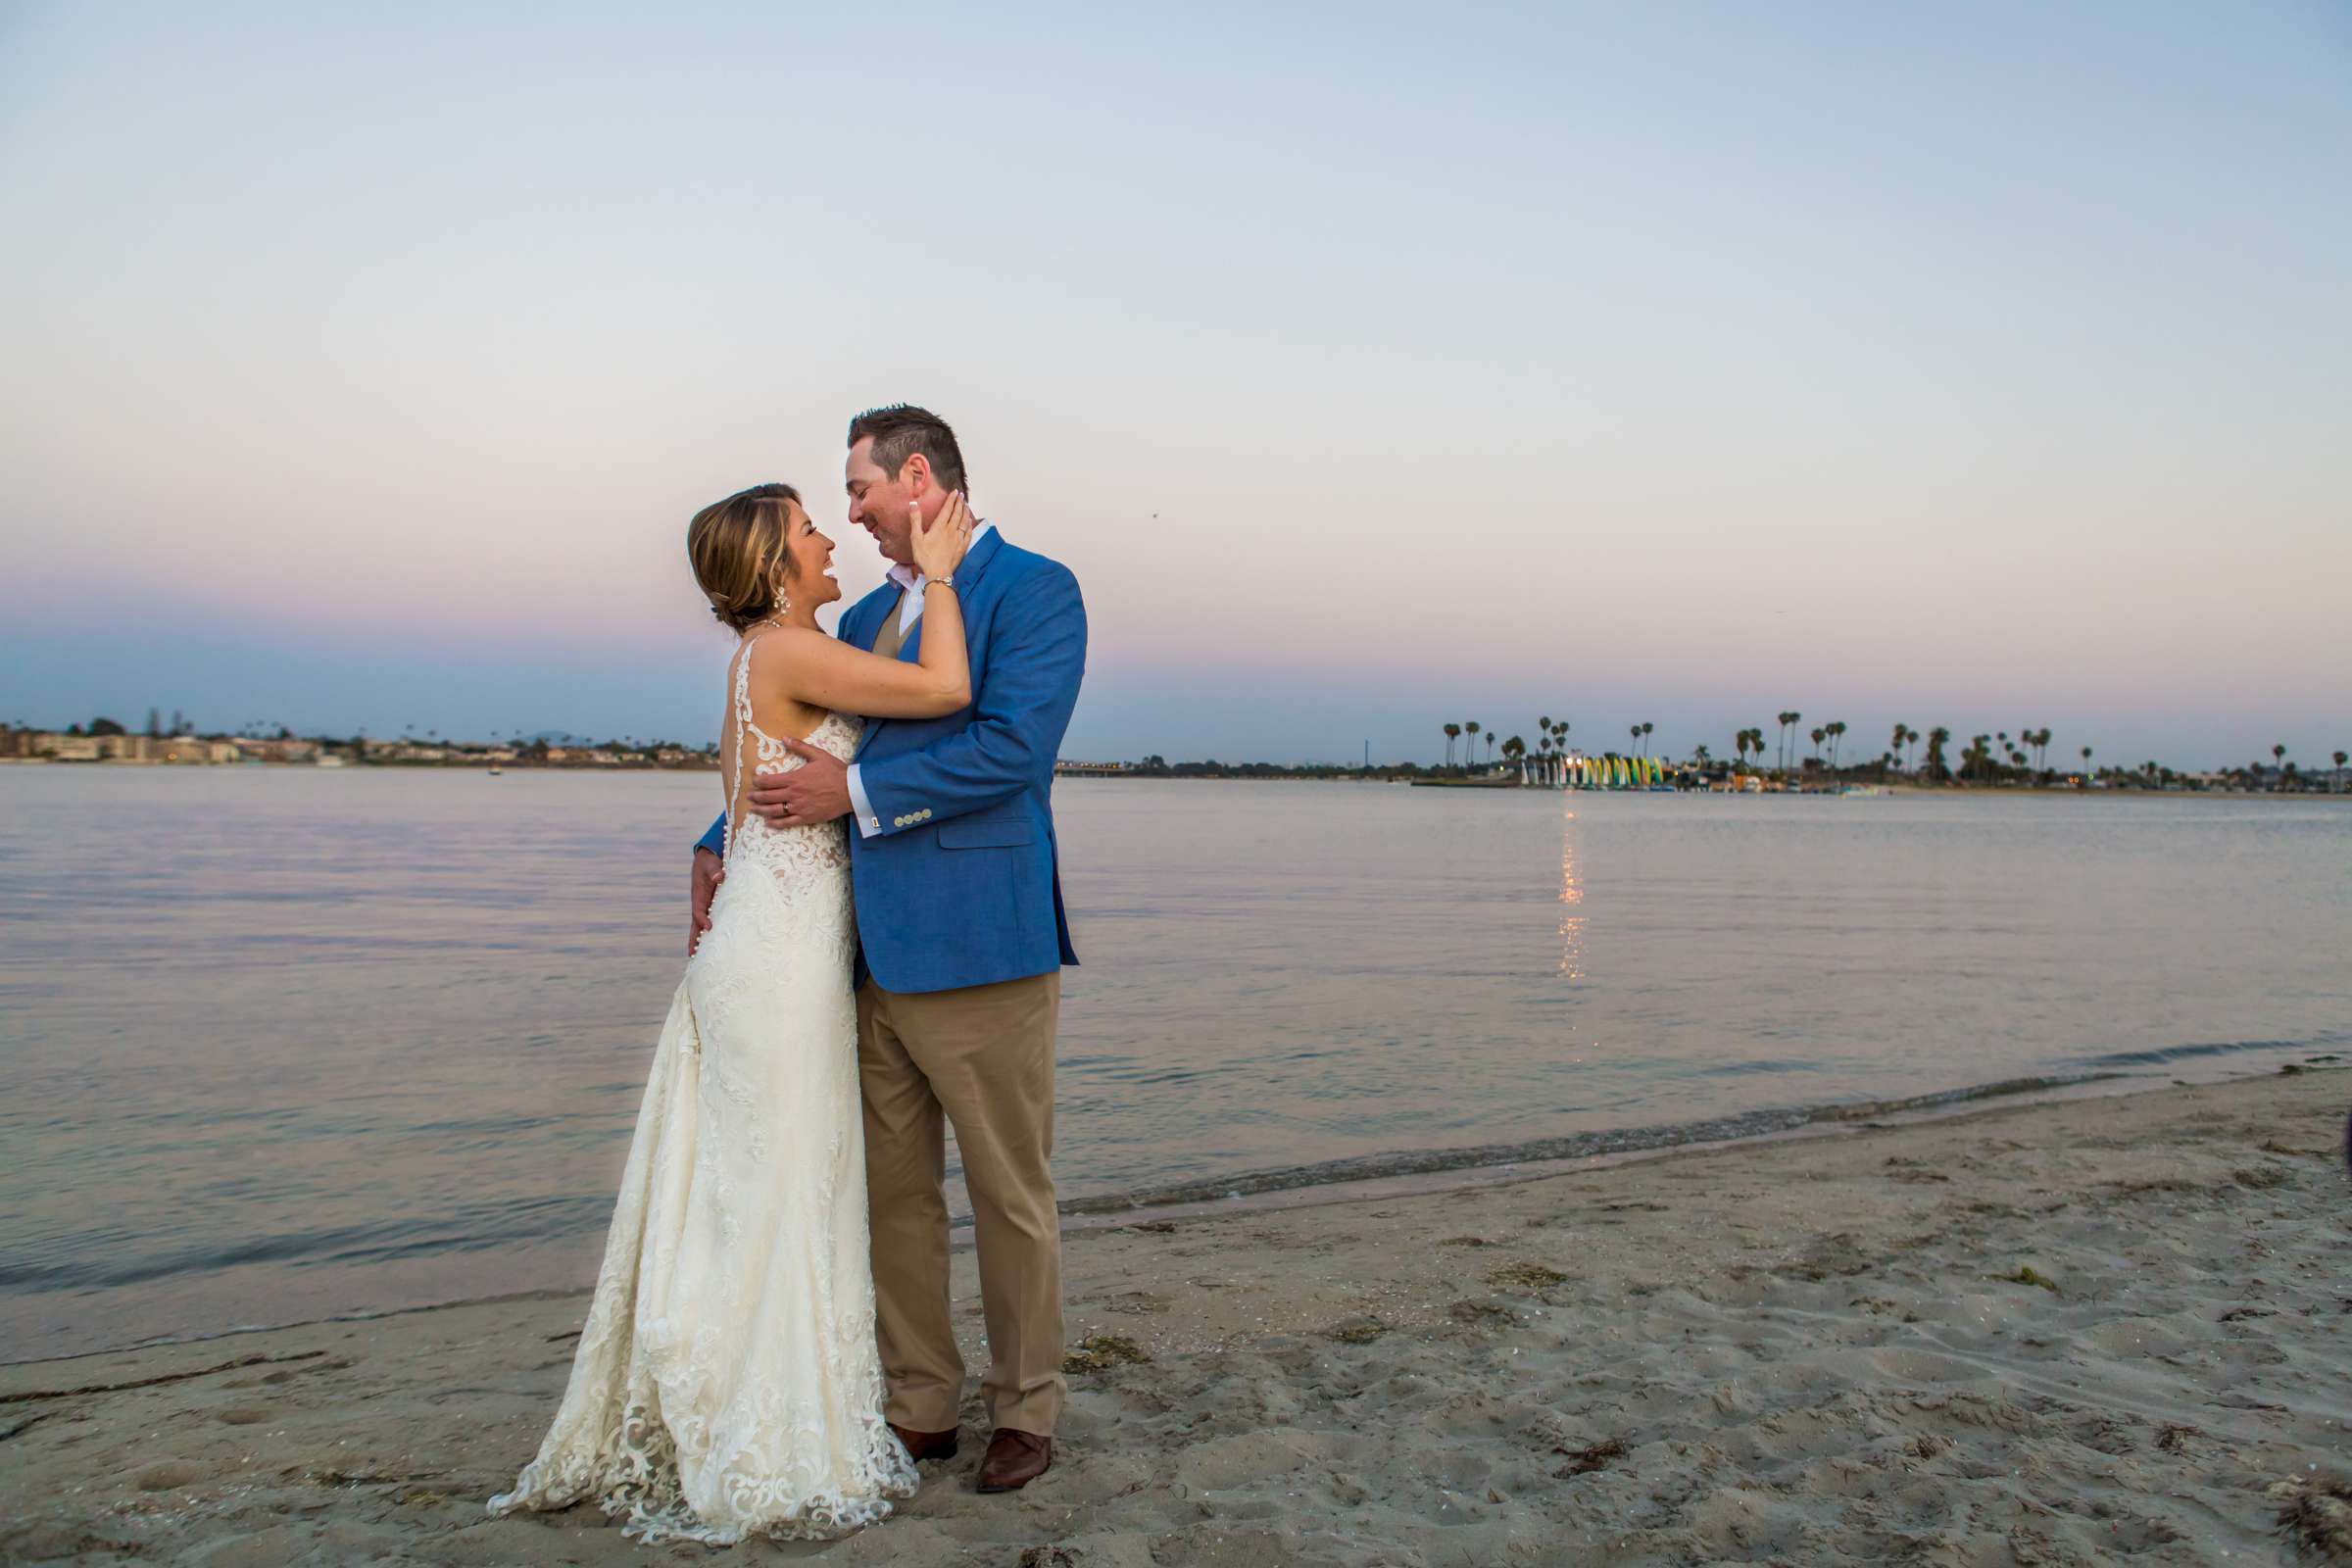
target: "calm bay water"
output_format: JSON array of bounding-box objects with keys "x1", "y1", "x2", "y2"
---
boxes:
[{"x1": 2, "y1": 766, "x2": 2345, "y2": 1361}]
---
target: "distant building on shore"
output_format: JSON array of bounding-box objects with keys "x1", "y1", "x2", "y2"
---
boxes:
[
  {"x1": 2, "y1": 728, "x2": 241, "y2": 763},
  {"x1": 230, "y1": 736, "x2": 319, "y2": 764},
  {"x1": 0, "y1": 723, "x2": 713, "y2": 772}
]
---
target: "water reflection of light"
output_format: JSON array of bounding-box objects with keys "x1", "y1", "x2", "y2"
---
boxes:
[{"x1": 1558, "y1": 805, "x2": 1585, "y2": 980}]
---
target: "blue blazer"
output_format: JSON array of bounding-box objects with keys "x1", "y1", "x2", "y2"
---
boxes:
[{"x1": 697, "y1": 527, "x2": 1086, "y2": 994}]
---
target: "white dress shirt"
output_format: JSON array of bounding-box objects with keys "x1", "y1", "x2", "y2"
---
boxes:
[
  {"x1": 886, "y1": 521, "x2": 993, "y2": 635},
  {"x1": 846, "y1": 521, "x2": 993, "y2": 838}
]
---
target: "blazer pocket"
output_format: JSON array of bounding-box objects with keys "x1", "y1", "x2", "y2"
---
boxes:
[{"x1": 937, "y1": 816, "x2": 1035, "y2": 850}]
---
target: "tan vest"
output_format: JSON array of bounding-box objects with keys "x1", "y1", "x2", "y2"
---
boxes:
[{"x1": 870, "y1": 590, "x2": 914, "y2": 659}]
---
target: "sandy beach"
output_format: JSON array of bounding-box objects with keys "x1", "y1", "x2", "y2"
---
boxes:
[{"x1": 4, "y1": 1068, "x2": 2344, "y2": 1567}]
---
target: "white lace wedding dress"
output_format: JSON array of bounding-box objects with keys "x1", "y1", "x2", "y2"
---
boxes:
[{"x1": 488, "y1": 634, "x2": 917, "y2": 1544}]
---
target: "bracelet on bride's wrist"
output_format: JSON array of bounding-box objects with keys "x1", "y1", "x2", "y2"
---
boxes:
[{"x1": 926, "y1": 574, "x2": 956, "y2": 592}]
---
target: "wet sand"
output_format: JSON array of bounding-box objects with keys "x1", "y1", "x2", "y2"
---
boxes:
[{"x1": 4, "y1": 1069, "x2": 2346, "y2": 1566}]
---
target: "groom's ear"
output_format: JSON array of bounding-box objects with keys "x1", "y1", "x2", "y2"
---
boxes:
[{"x1": 900, "y1": 452, "x2": 933, "y2": 498}]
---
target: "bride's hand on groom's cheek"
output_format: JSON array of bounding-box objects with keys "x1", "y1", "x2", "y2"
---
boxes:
[{"x1": 749, "y1": 741, "x2": 852, "y2": 828}]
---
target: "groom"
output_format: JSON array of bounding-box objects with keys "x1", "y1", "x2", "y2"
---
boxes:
[{"x1": 690, "y1": 405, "x2": 1086, "y2": 1493}]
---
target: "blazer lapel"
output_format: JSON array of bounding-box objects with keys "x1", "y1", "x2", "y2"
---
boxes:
[
  {"x1": 957, "y1": 525, "x2": 1008, "y2": 595},
  {"x1": 848, "y1": 589, "x2": 899, "y2": 760},
  {"x1": 851, "y1": 530, "x2": 1008, "y2": 760}
]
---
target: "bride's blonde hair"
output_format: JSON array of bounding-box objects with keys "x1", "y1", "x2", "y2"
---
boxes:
[{"x1": 687, "y1": 483, "x2": 802, "y2": 631}]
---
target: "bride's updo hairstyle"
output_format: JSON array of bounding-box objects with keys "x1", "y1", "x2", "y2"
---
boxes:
[{"x1": 688, "y1": 483, "x2": 802, "y2": 631}]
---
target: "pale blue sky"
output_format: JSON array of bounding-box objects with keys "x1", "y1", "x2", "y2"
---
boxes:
[{"x1": 2, "y1": 1, "x2": 2345, "y2": 767}]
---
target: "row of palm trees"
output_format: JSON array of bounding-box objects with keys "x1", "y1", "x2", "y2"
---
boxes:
[
  {"x1": 1441, "y1": 711, "x2": 2351, "y2": 792},
  {"x1": 1441, "y1": 720, "x2": 1495, "y2": 769},
  {"x1": 1441, "y1": 715, "x2": 1584, "y2": 779}
]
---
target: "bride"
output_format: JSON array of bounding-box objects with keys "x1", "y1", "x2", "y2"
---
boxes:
[{"x1": 488, "y1": 481, "x2": 976, "y2": 1544}]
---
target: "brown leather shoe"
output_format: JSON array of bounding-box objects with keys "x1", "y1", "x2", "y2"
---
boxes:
[
  {"x1": 889, "y1": 1422, "x2": 958, "y2": 1463},
  {"x1": 976, "y1": 1428, "x2": 1053, "y2": 1493}
]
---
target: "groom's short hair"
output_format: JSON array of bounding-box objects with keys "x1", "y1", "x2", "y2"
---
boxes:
[{"x1": 849, "y1": 405, "x2": 967, "y2": 496}]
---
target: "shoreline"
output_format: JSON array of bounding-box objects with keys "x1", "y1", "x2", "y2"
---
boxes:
[
  {"x1": 4, "y1": 1068, "x2": 2345, "y2": 1565},
  {"x1": 11, "y1": 1049, "x2": 2334, "y2": 1374},
  {"x1": 8, "y1": 757, "x2": 2345, "y2": 801}
]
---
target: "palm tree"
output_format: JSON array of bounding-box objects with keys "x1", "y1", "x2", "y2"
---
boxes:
[
  {"x1": 1640, "y1": 720, "x2": 1654, "y2": 759},
  {"x1": 1825, "y1": 720, "x2": 1846, "y2": 772},
  {"x1": 2273, "y1": 743, "x2": 2286, "y2": 776},
  {"x1": 1503, "y1": 735, "x2": 1527, "y2": 780},
  {"x1": 1465, "y1": 720, "x2": 1482, "y2": 772},
  {"x1": 2335, "y1": 749, "x2": 2348, "y2": 793},
  {"x1": 1443, "y1": 723, "x2": 1459, "y2": 766},
  {"x1": 1808, "y1": 726, "x2": 1825, "y2": 764},
  {"x1": 2081, "y1": 745, "x2": 2092, "y2": 780},
  {"x1": 1921, "y1": 726, "x2": 1950, "y2": 782},
  {"x1": 1486, "y1": 731, "x2": 1497, "y2": 767},
  {"x1": 1774, "y1": 711, "x2": 1796, "y2": 774}
]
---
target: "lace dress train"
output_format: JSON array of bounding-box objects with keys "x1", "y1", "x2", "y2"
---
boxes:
[{"x1": 488, "y1": 661, "x2": 914, "y2": 1544}]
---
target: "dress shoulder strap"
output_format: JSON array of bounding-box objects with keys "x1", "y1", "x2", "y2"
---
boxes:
[
  {"x1": 722, "y1": 631, "x2": 769, "y2": 861},
  {"x1": 732, "y1": 633, "x2": 760, "y2": 731}
]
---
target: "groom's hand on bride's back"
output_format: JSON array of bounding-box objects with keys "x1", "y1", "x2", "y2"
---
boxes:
[{"x1": 747, "y1": 740, "x2": 852, "y2": 829}]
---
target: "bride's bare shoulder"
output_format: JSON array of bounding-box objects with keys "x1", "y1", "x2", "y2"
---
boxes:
[
  {"x1": 749, "y1": 624, "x2": 829, "y2": 655},
  {"x1": 741, "y1": 627, "x2": 844, "y2": 723},
  {"x1": 742, "y1": 625, "x2": 829, "y2": 675}
]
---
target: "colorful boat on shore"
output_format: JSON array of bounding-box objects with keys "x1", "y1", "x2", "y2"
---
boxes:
[{"x1": 1557, "y1": 753, "x2": 1675, "y2": 791}]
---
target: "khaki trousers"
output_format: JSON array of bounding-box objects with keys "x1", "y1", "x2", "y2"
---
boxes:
[{"x1": 857, "y1": 970, "x2": 1065, "y2": 1436}]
